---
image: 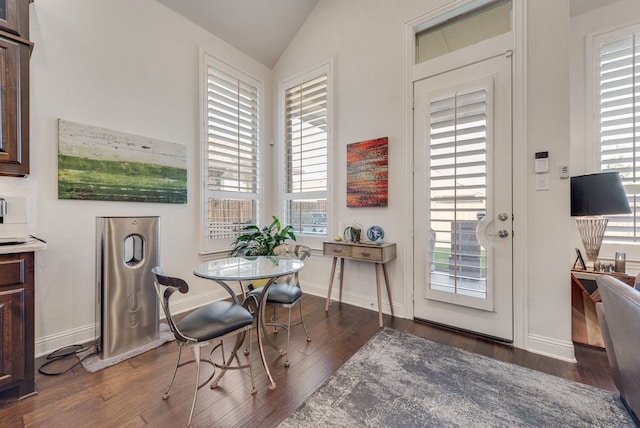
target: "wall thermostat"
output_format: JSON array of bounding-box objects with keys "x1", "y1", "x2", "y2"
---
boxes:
[{"x1": 535, "y1": 151, "x2": 549, "y2": 173}]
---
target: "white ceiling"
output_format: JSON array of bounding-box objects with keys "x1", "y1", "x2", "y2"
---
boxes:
[
  {"x1": 156, "y1": 0, "x2": 318, "y2": 68},
  {"x1": 156, "y1": 0, "x2": 620, "y2": 68}
]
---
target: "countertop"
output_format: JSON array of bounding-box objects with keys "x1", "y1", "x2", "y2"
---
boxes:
[{"x1": 0, "y1": 239, "x2": 47, "y2": 254}]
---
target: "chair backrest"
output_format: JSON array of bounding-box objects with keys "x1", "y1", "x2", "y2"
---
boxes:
[
  {"x1": 273, "y1": 244, "x2": 311, "y2": 261},
  {"x1": 151, "y1": 266, "x2": 192, "y2": 343},
  {"x1": 273, "y1": 244, "x2": 310, "y2": 286}
]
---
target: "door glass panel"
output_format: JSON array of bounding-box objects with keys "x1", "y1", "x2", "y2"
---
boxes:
[
  {"x1": 429, "y1": 87, "x2": 487, "y2": 301},
  {"x1": 0, "y1": 1, "x2": 6, "y2": 21}
]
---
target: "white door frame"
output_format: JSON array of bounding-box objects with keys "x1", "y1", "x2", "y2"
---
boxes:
[{"x1": 403, "y1": 0, "x2": 528, "y2": 349}]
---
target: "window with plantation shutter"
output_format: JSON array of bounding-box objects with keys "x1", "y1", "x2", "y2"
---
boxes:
[
  {"x1": 202, "y1": 53, "x2": 261, "y2": 249},
  {"x1": 282, "y1": 65, "x2": 331, "y2": 238},
  {"x1": 595, "y1": 25, "x2": 640, "y2": 243}
]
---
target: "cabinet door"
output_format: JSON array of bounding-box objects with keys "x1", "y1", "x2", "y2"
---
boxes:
[
  {"x1": 0, "y1": 0, "x2": 28, "y2": 38},
  {"x1": 0, "y1": 287, "x2": 25, "y2": 388},
  {"x1": 0, "y1": 254, "x2": 31, "y2": 395},
  {"x1": 0, "y1": 35, "x2": 28, "y2": 176}
]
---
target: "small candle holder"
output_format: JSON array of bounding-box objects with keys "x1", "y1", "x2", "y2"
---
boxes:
[{"x1": 614, "y1": 252, "x2": 626, "y2": 273}]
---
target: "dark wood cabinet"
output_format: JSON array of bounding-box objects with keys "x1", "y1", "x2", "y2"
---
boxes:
[
  {"x1": 0, "y1": 252, "x2": 35, "y2": 398},
  {"x1": 0, "y1": 36, "x2": 29, "y2": 176},
  {"x1": 0, "y1": 0, "x2": 29, "y2": 39},
  {"x1": 0, "y1": 0, "x2": 29, "y2": 177}
]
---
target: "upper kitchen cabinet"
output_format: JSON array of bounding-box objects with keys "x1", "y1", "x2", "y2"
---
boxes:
[
  {"x1": 0, "y1": 0, "x2": 29, "y2": 39},
  {"x1": 0, "y1": 0, "x2": 30, "y2": 177}
]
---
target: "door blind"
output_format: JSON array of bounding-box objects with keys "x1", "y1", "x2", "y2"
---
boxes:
[{"x1": 429, "y1": 87, "x2": 488, "y2": 299}]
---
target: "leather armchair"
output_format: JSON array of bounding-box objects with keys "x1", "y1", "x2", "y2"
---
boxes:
[{"x1": 596, "y1": 275, "x2": 640, "y2": 425}]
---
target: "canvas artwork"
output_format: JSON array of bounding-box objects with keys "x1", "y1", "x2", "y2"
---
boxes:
[
  {"x1": 346, "y1": 137, "x2": 388, "y2": 208},
  {"x1": 58, "y1": 119, "x2": 187, "y2": 203}
]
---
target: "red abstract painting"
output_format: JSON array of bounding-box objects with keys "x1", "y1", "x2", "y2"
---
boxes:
[{"x1": 346, "y1": 137, "x2": 388, "y2": 207}]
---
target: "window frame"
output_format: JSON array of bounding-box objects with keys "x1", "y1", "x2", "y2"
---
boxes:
[
  {"x1": 587, "y1": 23, "x2": 640, "y2": 246},
  {"x1": 200, "y1": 51, "x2": 265, "y2": 254},
  {"x1": 278, "y1": 61, "x2": 334, "y2": 249}
]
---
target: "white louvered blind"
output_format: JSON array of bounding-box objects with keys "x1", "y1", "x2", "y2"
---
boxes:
[
  {"x1": 429, "y1": 86, "x2": 488, "y2": 299},
  {"x1": 284, "y1": 74, "x2": 328, "y2": 237},
  {"x1": 598, "y1": 29, "x2": 640, "y2": 243},
  {"x1": 205, "y1": 59, "x2": 260, "y2": 241}
]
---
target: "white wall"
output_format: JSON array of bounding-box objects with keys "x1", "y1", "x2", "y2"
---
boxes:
[
  {"x1": 22, "y1": 0, "x2": 271, "y2": 355},
  {"x1": 525, "y1": 0, "x2": 572, "y2": 359},
  {"x1": 275, "y1": 0, "x2": 576, "y2": 360},
  {"x1": 272, "y1": 0, "x2": 438, "y2": 318},
  {"x1": 10, "y1": 0, "x2": 622, "y2": 360}
]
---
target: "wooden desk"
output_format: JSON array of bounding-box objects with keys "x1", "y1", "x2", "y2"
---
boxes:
[
  {"x1": 323, "y1": 241, "x2": 396, "y2": 327},
  {"x1": 571, "y1": 270, "x2": 635, "y2": 348}
]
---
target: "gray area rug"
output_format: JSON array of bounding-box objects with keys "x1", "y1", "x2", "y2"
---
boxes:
[
  {"x1": 281, "y1": 328, "x2": 635, "y2": 427},
  {"x1": 81, "y1": 323, "x2": 174, "y2": 373}
]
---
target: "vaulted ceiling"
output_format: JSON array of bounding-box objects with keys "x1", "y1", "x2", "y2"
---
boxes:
[
  {"x1": 156, "y1": 0, "x2": 620, "y2": 69},
  {"x1": 156, "y1": 0, "x2": 318, "y2": 68}
]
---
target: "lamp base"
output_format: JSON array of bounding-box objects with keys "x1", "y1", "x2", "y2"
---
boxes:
[{"x1": 575, "y1": 216, "x2": 608, "y2": 270}]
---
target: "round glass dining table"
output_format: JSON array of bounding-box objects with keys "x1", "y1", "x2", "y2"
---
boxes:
[{"x1": 194, "y1": 256, "x2": 304, "y2": 389}]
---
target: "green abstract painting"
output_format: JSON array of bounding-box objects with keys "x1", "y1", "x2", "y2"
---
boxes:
[{"x1": 58, "y1": 119, "x2": 187, "y2": 203}]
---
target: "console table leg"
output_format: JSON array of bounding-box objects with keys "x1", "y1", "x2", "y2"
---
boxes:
[
  {"x1": 339, "y1": 258, "x2": 345, "y2": 303},
  {"x1": 382, "y1": 262, "x2": 394, "y2": 317},
  {"x1": 375, "y1": 263, "x2": 383, "y2": 327},
  {"x1": 325, "y1": 257, "x2": 338, "y2": 312}
]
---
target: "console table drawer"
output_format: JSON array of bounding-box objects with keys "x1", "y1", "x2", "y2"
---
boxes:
[
  {"x1": 352, "y1": 246, "x2": 383, "y2": 262},
  {"x1": 323, "y1": 243, "x2": 352, "y2": 258}
]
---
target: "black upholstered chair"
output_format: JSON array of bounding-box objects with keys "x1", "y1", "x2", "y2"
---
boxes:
[
  {"x1": 245, "y1": 244, "x2": 311, "y2": 367},
  {"x1": 151, "y1": 267, "x2": 256, "y2": 427}
]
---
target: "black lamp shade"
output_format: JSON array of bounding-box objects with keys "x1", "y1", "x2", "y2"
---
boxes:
[{"x1": 570, "y1": 171, "x2": 631, "y2": 216}]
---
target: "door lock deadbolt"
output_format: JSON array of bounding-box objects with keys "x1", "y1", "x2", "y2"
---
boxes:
[{"x1": 498, "y1": 229, "x2": 509, "y2": 238}]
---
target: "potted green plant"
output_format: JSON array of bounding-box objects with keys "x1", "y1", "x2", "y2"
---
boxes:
[{"x1": 230, "y1": 215, "x2": 296, "y2": 257}]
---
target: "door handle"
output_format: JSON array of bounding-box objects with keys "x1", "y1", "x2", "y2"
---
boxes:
[
  {"x1": 476, "y1": 214, "x2": 493, "y2": 249},
  {"x1": 477, "y1": 215, "x2": 512, "y2": 246}
]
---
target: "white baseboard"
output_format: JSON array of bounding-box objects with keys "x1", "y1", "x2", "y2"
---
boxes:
[
  {"x1": 36, "y1": 287, "x2": 574, "y2": 364},
  {"x1": 35, "y1": 290, "x2": 223, "y2": 358},
  {"x1": 35, "y1": 324, "x2": 96, "y2": 358},
  {"x1": 303, "y1": 281, "x2": 404, "y2": 318},
  {"x1": 527, "y1": 333, "x2": 577, "y2": 363}
]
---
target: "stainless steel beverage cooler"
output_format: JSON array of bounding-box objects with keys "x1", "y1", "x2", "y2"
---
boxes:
[{"x1": 96, "y1": 216, "x2": 159, "y2": 359}]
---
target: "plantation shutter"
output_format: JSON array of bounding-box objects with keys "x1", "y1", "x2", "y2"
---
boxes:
[
  {"x1": 205, "y1": 61, "x2": 260, "y2": 240},
  {"x1": 598, "y1": 30, "x2": 640, "y2": 242},
  {"x1": 285, "y1": 75, "x2": 328, "y2": 194},
  {"x1": 429, "y1": 86, "x2": 488, "y2": 299},
  {"x1": 283, "y1": 74, "x2": 329, "y2": 236}
]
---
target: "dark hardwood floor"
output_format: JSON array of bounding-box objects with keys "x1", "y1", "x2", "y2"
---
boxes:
[{"x1": 0, "y1": 294, "x2": 615, "y2": 427}]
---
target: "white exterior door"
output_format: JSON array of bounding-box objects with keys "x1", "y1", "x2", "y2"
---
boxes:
[{"x1": 413, "y1": 54, "x2": 513, "y2": 341}]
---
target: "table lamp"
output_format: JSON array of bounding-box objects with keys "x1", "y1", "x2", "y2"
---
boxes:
[{"x1": 570, "y1": 171, "x2": 631, "y2": 270}]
